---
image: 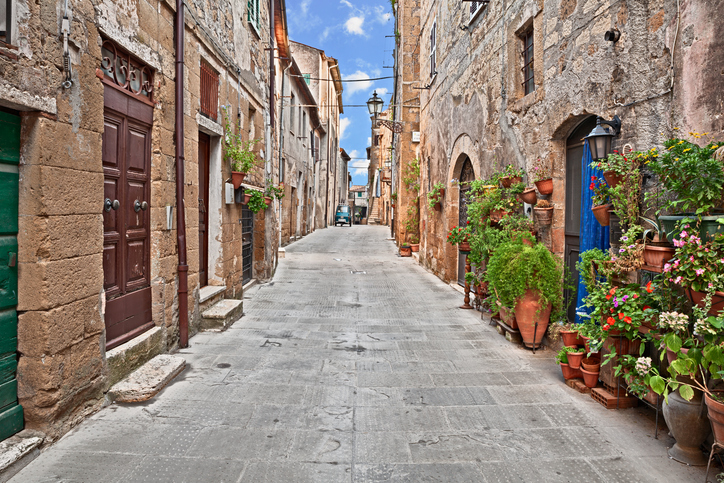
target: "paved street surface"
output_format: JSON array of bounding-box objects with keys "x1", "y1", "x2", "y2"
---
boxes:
[{"x1": 13, "y1": 226, "x2": 705, "y2": 482}]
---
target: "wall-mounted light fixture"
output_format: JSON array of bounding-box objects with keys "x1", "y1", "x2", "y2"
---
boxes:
[
  {"x1": 584, "y1": 116, "x2": 622, "y2": 161},
  {"x1": 366, "y1": 91, "x2": 384, "y2": 120}
]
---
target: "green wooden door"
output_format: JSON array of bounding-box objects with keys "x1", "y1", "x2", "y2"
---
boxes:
[{"x1": 0, "y1": 111, "x2": 24, "y2": 440}]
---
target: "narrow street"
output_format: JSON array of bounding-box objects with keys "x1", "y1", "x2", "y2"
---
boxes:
[{"x1": 12, "y1": 226, "x2": 703, "y2": 482}]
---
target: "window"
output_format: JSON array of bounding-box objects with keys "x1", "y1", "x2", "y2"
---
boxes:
[
  {"x1": 248, "y1": 106, "x2": 256, "y2": 139},
  {"x1": 429, "y1": 20, "x2": 436, "y2": 78},
  {"x1": 247, "y1": 0, "x2": 260, "y2": 33},
  {"x1": 289, "y1": 93, "x2": 295, "y2": 132},
  {"x1": 302, "y1": 111, "x2": 307, "y2": 140},
  {"x1": 200, "y1": 60, "x2": 219, "y2": 121},
  {"x1": 303, "y1": 73, "x2": 311, "y2": 85},
  {"x1": 520, "y1": 28, "x2": 535, "y2": 96},
  {"x1": 469, "y1": 1, "x2": 489, "y2": 21},
  {"x1": 280, "y1": 157, "x2": 285, "y2": 183},
  {"x1": 0, "y1": 0, "x2": 14, "y2": 44}
]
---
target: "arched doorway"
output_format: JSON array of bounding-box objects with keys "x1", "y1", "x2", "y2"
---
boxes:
[
  {"x1": 457, "y1": 157, "x2": 475, "y2": 285},
  {"x1": 564, "y1": 116, "x2": 597, "y2": 321}
]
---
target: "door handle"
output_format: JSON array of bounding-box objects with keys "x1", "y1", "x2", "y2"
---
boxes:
[
  {"x1": 104, "y1": 198, "x2": 120, "y2": 212},
  {"x1": 134, "y1": 200, "x2": 149, "y2": 212}
]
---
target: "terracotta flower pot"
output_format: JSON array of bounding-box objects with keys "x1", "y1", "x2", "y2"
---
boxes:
[
  {"x1": 458, "y1": 241, "x2": 471, "y2": 254},
  {"x1": 500, "y1": 176, "x2": 512, "y2": 188},
  {"x1": 663, "y1": 391, "x2": 711, "y2": 466},
  {"x1": 391, "y1": 203, "x2": 396, "y2": 208},
  {"x1": 605, "y1": 336, "x2": 641, "y2": 357},
  {"x1": 686, "y1": 288, "x2": 724, "y2": 316},
  {"x1": 242, "y1": 192, "x2": 252, "y2": 204},
  {"x1": 560, "y1": 363, "x2": 581, "y2": 380},
  {"x1": 400, "y1": 246, "x2": 412, "y2": 257},
  {"x1": 581, "y1": 356, "x2": 601, "y2": 372},
  {"x1": 498, "y1": 305, "x2": 518, "y2": 329},
  {"x1": 520, "y1": 187, "x2": 537, "y2": 205},
  {"x1": 642, "y1": 244, "x2": 675, "y2": 272},
  {"x1": 581, "y1": 335, "x2": 591, "y2": 353},
  {"x1": 514, "y1": 289, "x2": 552, "y2": 349},
  {"x1": 567, "y1": 351, "x2": 584, "y2": 369},
  {"x1": 489, "y1": 209, "x2": 510, "y2": 223},
  {"x1": 533, "y1": 207, "x2": 553, "y2": 225},
  {"x1": 264, "y1": 196, "x2": 272, "y2": 207},
  {"x1": 706, "y1": 393, "x2": 724, "y2": 444},
  {"x1": 231, "y1": 171, "x2": 246, "y2": 189},
  {"x1": 560, "y1": 329, "x2": 580, "y2": 348},
  {"x1": 580, "y1": 367, "x2": 600, "y2": 388},
  {"x1": 603, "y1": 170, "x2": 623, "y2": 188},
  {"x1": 591, "y1": 204, "x2": 611, "y2": 226},
  {"x1": 534, "y1": 178, "x2": 553, "y2": 195},
  {"x1": 410, "y1": 243, "x2": 420, "y2": 252},
  {"x1": 433, "y1": 201, "x2": 442, "y2": 212}
]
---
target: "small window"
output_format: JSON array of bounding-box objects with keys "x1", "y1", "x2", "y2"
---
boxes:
[
  {"x1": 247, "y1": 0, "x2": 260, "y2": 33},
  {"x1": 429, "y1": 20, "x2": 437, "y2": 78},
  {"x1": 280, "y1": 157, "x2": 285, "y2": 183},
  {"x1": 520, "y1": 28, "x2": 535, "y2": 96},
  {"x1": 303, "y1": 73, "x2": 311, "y2": 85},
  {"x1": 0, "y1": 0, "x2": 14, "y2": 44},
  {"x1": 289, "y1": 93, "x2": 295, "y2": 132},
  {"x1": 470, "y1": 1, "x2": 489, "y2": 21},
  {"x1": 200, "y1": 60, "x2": 219, "y2": 121}
]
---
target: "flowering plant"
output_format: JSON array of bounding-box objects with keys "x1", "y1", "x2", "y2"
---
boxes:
[
  {"x1": 447, "y1": 224, "x2": 471, "y2": 246},
  {"x1": 530, "y1": 158, "x2": 551, "y2": 182},
  {"x1": 590, "y1": 176, "x2": 610, "y2": 206},
  {"x1": 504, "y1": 164, "x2": 525, "y2": 178},
  {"x1": 663, "y1": 227, "x2": 724, "y2": 293},
  {"x1": 610, "y1": 226, "x2": 644, "y2": 272},
  {"x1": 427, "y1": 182, "x2": 446, "y2": 211},
  {"x1": 657, "y1": 311, "x2": 690, "y2": 333},
  {"x1": 584, "y1": 281, "x2": 655, "y2": 339},
  {"x1": 590, "y1": 150, "x2": 633, "y2": 175},
  {"x1": 615, "y1": 355, "x2": 655, "y2": 399}
]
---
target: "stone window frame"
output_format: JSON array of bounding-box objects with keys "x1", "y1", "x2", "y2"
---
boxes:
[
  {"x1": 469, "y1": 1, "x2": 489, "y2": 23},
  {"x1": 519, "y1": 25, "x2": 535, "y2": 96},
  {"x1": 247, "y1": 0, "x2": 261, "y2": 35},
  {"x1": 429, "y1": 18, "x2": 437, "y2": 78}
]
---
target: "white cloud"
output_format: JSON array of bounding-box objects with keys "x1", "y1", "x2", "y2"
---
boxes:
[
  {"x1": 319, "y1": 26, "x2": 332, "y2": 42},
  {"x1": 345, "y1": 16, "x2": 366, "y2": 35},
  {"x1": 375, "y1": 87, "x2": 388, "y2": 98},
  {"x1": 340, "y1": 117, "x2": 351, "y2": 140},
  {"x1": 301, "y1": 0, "x2": 311, "y2": 14},
  {"x1": 374, "y1": 6, "x2": 392, "y2": 23},
  {"x1": 340, "y1": 0, "x2": 354, "y2": 8},
  {"x1": 343, "y1": 71, "x2": 372, "y2": 98},
  {"x1": 347, "y1": 150, "x2": 370, "y2": 176}
]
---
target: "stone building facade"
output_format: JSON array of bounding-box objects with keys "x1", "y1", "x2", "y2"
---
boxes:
[
  {"x1": 367, "y1": 108, "x2": 395, "y2": 227},
  {"x1": 392, "y1": 0, "x2": 724, "y2": 286},
  {"x1": 0, "y1": 0, "x2": 305, "y2": 443}
]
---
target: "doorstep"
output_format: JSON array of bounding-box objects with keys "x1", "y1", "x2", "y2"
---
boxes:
[
  {"x1": 200, "y1": 299, "x2": 243, "y2": 331},
  {"x1": 0, "y1": 430, "x2": 44, "y2": 483},
  {"x1": 107, "y1": 354, "x2": 186, "y2": 404},
  {"x1": 199, "y1": 285, "x2": 226, "y2": 304},
  {"x1": 105, "y1": 326, "x2": 164, "y2": 389}
]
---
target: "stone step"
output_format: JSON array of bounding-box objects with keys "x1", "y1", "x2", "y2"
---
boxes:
[
  {"x1": 198, "y1": 285, "x2": 227, "y2": 314},
  {"x1": 200, "y1": 298, "x2": 243, "y2": 331},
  {"x1": 0, "y1": 430, "x2": 44, "y2": 483},
  {"x1": 107, "y1": 354, "x2": 186, "y2": 404}
]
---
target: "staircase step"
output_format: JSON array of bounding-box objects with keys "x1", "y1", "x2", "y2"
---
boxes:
[
  {"x1": 198, "y1": 285, "x2": 227, "y2": 313},
  {"x1": 108, "y1": 354, "x2": 186, "y2": 404},
  {"x1": 201, "y1": 299, "x2": 243, "y2": 331}
]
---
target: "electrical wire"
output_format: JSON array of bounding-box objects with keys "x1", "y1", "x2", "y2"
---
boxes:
[{"x1": 290, "y1": 75, "x2": 395, "y2": 82}]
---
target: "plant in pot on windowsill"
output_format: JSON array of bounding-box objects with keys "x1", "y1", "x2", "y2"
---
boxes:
[
  {"x1": 486, "y1": 237, "x2": 564, "y2": 349},
  {"x1": 427, "y1": 182, "x2": 445, "y2": 212},
  {"x1": 647, "y1": 134, "x2": 724, "y2": 241},
  {"x1": 247, "y1": 190, "x2": 267, "y2": 214},
  {"x1": 223, "y1": 108, "x2": 262, "y2": 189}
]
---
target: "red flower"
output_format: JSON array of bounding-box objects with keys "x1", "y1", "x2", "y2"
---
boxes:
[
  {"x1": 602, "y1": 325, "x2": 610, "y2": 331},
  {"x1": 605, "y1": 294, "x2": 612, "y2": 300},
  {"x1": 643, "y1": 305, "x2": 651, "y2": 311},
  {"x1": 607, "y1": 317, "x2": 615, "y2": 325},
  {"x1": 609, "y1": 288, "x2": 617, "y2": 295},
  {"x1": 618, "y1": 313, "x2": 625, "y2": 320},
  {"x1": 633, "y1": 294, "x2": 639, "y2": 299},
  {"x1": 589, "y1": 183, "x2": 595, "y2": 190},
  {"x1": 591, "y1": 176, "x2": 596, "y2": 181},
  {"x1": 624, "y1": 316, "x2": 632, "y2": 324},
  {"x1": 646, "y1": 281, "x2": 654, "y2": 293}
]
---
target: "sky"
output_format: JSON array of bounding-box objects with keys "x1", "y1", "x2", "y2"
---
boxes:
[{"x1": 286, "y1": 0, "x2": 396, "y2": 187}]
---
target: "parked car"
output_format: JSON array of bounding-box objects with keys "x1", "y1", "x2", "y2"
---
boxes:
[{"x1": 335, "y1": 205, "x2": 352, "y2": 226}]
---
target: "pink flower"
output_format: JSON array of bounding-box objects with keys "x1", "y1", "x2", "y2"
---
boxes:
[
  {"x1": 696, "y1": 269, "x2": 705, "y2": 276},
  {"x1": 674, "y1": 260, "x2": 680, "y2": 267},
  {"x1": 673, "y1": 239, "x2": 683, "y2": 248},
  {"x1": 663, "y1": 263, "x2": 671, "y2": 272},
  {"x1": 680, "y1": 230, "x2": 689, "y2": 238},
  {"x1": 674, "y1": 276, "x2": 682, "y2": 284},
  {"x1": 690, "y1": 256, "x2": 695, "y2": 262}
]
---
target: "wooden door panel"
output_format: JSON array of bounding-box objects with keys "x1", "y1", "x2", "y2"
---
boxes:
[
  {"x1": 198, "y1": 133, "x2": 210, "y2": 287},
  {"x1": 127, "y1": 128, "x2": 147, "y2": 173},
  {"x1": 102, "y1": 121, "x2": 120, "y2": 168},
  {"x1": 103, "y1": 244, "x2": 119, "y2": 292},
  {"x1": 126, "y1": 182, "x2": 146, "y2": 230},
  {"x1": 126, "y1": 240, "x2": 146, "y2": 285}
]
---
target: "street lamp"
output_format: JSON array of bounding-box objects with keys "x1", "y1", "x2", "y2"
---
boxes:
[
  {"x1": 584, "y1": 115, "x2": 622, "y2": 161},
  {"x1": 366, "y1": 91, "x2": 384, "y2": 119}
]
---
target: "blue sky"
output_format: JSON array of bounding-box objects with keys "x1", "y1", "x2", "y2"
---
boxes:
[{"x1": 286, "y1": 0, "x2": 395, "y2": 186}]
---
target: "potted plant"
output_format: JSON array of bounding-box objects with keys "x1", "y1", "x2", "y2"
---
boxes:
[
  {"x1": 409, "y1": 234, "x2": 420, "y2": 252},
  {"x1": 500, "y1": 164, "x2": 524, "y2": 188},
  {"x1": 265, "y1": 181, "x2": 285, "y2": 201},
  {"x1": 533, "y1": 199, "x2": 553, "y2": 225},
  {"x1": 486, "y1": 238, "x2": 564, "y2": 348},
  {"x1": 567, "y1": 347, "x2": 586, "y2": 369},
  {"x1": 580, "y1": 355, "x2": 601, "y2": 388},
  {"x1": 590, "y1": 176, "x2": 611, "y2": 226},
  {"x1": 247, "y1": 190, "x2": 267, "y2": 213},
  {"x1": 592, "y1": 150, "x2": 633, "y2": 188},
  {"x1": 447, "y1": 224, "x2": 472, "y2": 253},
  {"x1": 640, "y1": 215, "x2": 675, "y2": 272},
  {"x1": 556, "y1": 346, "x2": 582, "y2": 380},
  {"x1": 222, "y1": 108, "x2": 263, "y2": 189},
  {"x1": 427, "y1": 182, "x2": 445, "y2": 211},
  {"x1": 391, "y1": 192, "x2": 397, "y2": 208},
  {"x1": 531, "y1": 158, "x2": 553, "y2": 195},
  {"x1": 520, "y1": 187, "x2": 537, "y2": 205},
  {"x1": 647, "y1": 134, "x2": 724, "y2": 240},
  {"x1": 400, "y1": 243, "x2": 412, "y2": 257}
]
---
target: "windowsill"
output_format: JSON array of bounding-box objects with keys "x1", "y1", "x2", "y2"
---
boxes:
[
  {"x1": 428, "y1": 72, "x2": 438, "y2": 86},
  {"x1": 468, "y1": 5, "x2": 488, "y2": 26}
]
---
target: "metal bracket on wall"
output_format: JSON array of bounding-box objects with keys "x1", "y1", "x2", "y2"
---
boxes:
[{"x1": 375, "y1": 119, "x2": 404, "y2": 133}]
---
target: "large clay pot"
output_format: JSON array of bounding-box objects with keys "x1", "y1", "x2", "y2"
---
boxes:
[
  {"x1": 231, "y1": 171, "x2": 246, "y2": 189},
  {"x1": 662, "y1": 391, "x2": 711, "y2": 466},
  {"x1": 686, "y1": 288, "x2": 724, "y2": 316},
  {"x1": 533, "y1": 207, "x2": 554, "y2": 225},
  {"x1": 591, "y1": 204, "x2": 611, "y2": 226},
  {"x1": 567, "y1": 351, "x2": 584, "y2": 369},
  {"x1": 560, "y1": 363, "x2": 581, "y2": 380},
  {"x1": 705, "y1": 394, "x2": 724, "y2": 444},
  {"x1": 514, "y1": 289, "x2": 552, "y2": 349},
  {"x1": 603, "y1": 170, "x2": 623, "y2": 188},
  {"x1": 560, "y1": 329, "x2": 580, "y2": 348},
  {"x1": 520, "y1": 188, "x2": 537, "y2": 205},
  {"x1": 534, "y1": 178, "x2": 553, "y2": 195},
  {"x1": 642, "y1": 244, "x2": 675, "y2": 272},
  {"x1": 580, "y1": 368, "x2": 600, "y2": 388}
]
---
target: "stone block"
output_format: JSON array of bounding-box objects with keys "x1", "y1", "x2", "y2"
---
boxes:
[
  {"x1": 105, "y1": 326, "x2": 165, "y2": 389},
  {"x1": 107, "y1": 354, "x2": 185, "y2": 403},
  {"x1": 17, "y1": 214, "x2": 103, "y2": 263},
  {"x1": 18, "y1": 165, "x2": 104, "y2": 217},
  {"x1": 17, "y1": 253, "x2": 103, "y2": 311},
  {"x1": 17, "y1": 352, "x2": 68, "y2": 397},
  {"x1": 17, "y1": 295, "x2": 101, "y2": 357},
  {"x1": 68, "y1": 337, "x2": 103, "y2": 385},
  {"x1": 200, "y1": 298, "x2": 243, "y2": 331},
  {"x1": 20, "y1": 118, "x2": 103, "y2": 173}
]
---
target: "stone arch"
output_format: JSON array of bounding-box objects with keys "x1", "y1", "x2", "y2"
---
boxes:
[{"x1": 447, "y1": 133, "x2": 480, "y2": 182}]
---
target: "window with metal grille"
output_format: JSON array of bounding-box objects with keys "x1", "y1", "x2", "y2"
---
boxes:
[
  {"x1": 469, "y1": 1, "x2": 489, "y2": 20},
  {"x1": 200, "y1": 61, "x2": 219, "y2": 121},
  {"x1": 0, "y1": 0, "x2": 14, "y2": 44},
  {"x1": 241, "y1": 205, "x2": 254, "y2": 284},
  {"x1": 247, "y1": 0, "x2": 260, "y2": 33},
  {"x1": 429, "y1": 20, "x2": 437, "y2": 78},
  {"x1": 520, "y1": 28, "x2": 535, "y2": 96}
]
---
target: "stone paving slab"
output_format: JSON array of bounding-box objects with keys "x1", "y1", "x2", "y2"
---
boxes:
[{"x1": 11, "y1": 226, "x2": 706, "y2": 482}]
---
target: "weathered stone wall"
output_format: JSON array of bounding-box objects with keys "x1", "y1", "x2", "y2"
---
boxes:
[
  {"x1": 406, "y1": 0, "x2": 724, "y2": 282},
  {"x1": 1, "y1": 0, "x2": 274, "y2": 441}
]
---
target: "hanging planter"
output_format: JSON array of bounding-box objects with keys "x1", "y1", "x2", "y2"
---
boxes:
[
  {"x1": 433, "y1": 201, "x2": 442, "y2": 212},
  {"x1": 520, "y1": 187, "x2": 537, "y2": 205},
  {"x1": 458, "y1": 241, "x2": 471, "y2": 254},
  {"x1": 685, "y1": 288, "x2": 724, "y2": 316},
  {"x1": 264, "y1": 196, "x2": 272, "y2": 207},
  {"x1": 231, "y1": 172, "x2": 246, "y2": 189},
  {"x1": 603, "y1": 170, "x2": 623, "y2": 188},
  {"x1": 534, "y1": 178, "x2": 553, "y2": 195},
  {"x1": 591, "y1": 204, "x2": 611, "y2": 226},
  {"x1": 642, "y1": 244, "x2": 675, "y2": 272},
  {"x1": 242, "y1": 192, "x2": 252, "y2": 204},
  {"x1": 533, "y1": 206, "x2": 553, "y2": 225}
]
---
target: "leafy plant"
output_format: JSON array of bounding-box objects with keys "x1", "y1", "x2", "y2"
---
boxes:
[
  {"x1": 664, "y1": 227, "x2": 724, "y2": 293},
  {"x1": 247, "y1": 190, "x2": 267, "y2": 213},
  {"x1": 485, "y1": 238, "x2": 564, "y2": 319},
  {"x1": 576, "y1": 248, "x2": 610, "y2": 294},
  {"x1": 530, "y1": 158, "x2": 551, "y2": 182},
  {"x1": 647, "y1": 134, "x2": 724, "y2": 216},
  {"x1": 556, "y1": 346, "x2": 578, "y2": 365},
  {"x1": 447, "y1": 225, "x2": 471, "y2": 246},
  {"x1": 589, "y1": 176, "x2": 610, "y2": 207},
  {"x1": 391, "y1": 192, "x2": 398, "y2": 201},
  {"x1": 608, "y1": 171, "x2": 641, "y2": 230},
  {"x1": 405, "y1": 200, "x2": 420, "y2": 242},
  {"x1": 222, "y1": 107, "x2": 263, "y2": 173},
  {"x1": 265, "y1": 179, "x2": 284, "y2": 200},
  {"x1": 403, "y1": 157, "x2": 420, "y2": 192},
  {"x1": 504, "y1": 164, "x2": 525, "y2": 178},
  {"x1": 427, "y1": 182, "x2": 445, "y2": 211},
  {"x1": 591, "y1": 150, "x2": 633, "y2": 176}
]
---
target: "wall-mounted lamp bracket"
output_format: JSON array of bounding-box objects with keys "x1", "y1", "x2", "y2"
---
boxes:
[{"x1": 599, "y1": 115, "x2": 622, "y2": 136}]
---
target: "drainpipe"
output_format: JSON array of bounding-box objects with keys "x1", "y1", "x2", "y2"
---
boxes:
[
  {"x1": 269, "y1": 0, "x2": 275, "y2": 130},
  {"x1": 279, "y1": 62, "x2": 291, "y2": 251},
  {"x1": 175, "y1": 0, "x2": 189, "y2": 348}
]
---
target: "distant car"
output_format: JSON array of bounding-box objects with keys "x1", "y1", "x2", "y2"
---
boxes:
[{"x1": 334, "y1": 205, "x2": 352, "y2": 226}]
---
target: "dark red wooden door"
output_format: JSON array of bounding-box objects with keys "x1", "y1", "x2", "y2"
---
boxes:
[
  {"x1": 103, "y1": 87, "x2": 153, "y2": 350},
  {"x1": 198, "y1": 132, "x2": 210, "y2": 287}
]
